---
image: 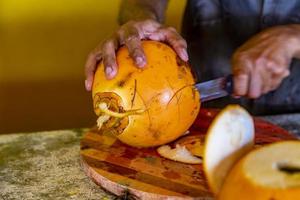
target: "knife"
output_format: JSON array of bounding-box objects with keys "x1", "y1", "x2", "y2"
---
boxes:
[{"x1": 195, "y1": 75, "x2": 234, "y2": 102}]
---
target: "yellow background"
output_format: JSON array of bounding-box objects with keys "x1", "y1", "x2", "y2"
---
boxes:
[{"x1": 0, "y1": 0, "x2": 187, "y2": 133}]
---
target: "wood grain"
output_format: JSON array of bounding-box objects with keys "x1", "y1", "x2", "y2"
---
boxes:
[{"x1": 80, "y1": 108, "x2": 296, "y2": 200}]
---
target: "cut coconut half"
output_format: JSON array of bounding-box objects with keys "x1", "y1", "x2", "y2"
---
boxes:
[
  {"x1": 203, "y1": 105, "x2": 255, "y2": 195},
  {"x1": 219, "y1": 141, "x2": 300, "y2": 200},
  {"x1": 157, "y1": 144, "x2": 202, "y2": 164}
]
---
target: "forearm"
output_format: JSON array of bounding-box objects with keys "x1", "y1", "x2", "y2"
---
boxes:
[{"x1": 118, "y1": 0, "x2": 168, "y2": 24}]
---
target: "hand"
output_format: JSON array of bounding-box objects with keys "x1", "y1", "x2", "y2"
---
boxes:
[
  {"x1": 84, "y1": 19, "x2": 188, "y2": 91},
  {"x1": 232, "y1": 25, "x2": 300, "y2": 98}
]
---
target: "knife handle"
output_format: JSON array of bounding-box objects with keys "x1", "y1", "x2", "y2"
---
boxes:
[{"x1": 225, "y1": 75, "x2": 234, "y2": 95}]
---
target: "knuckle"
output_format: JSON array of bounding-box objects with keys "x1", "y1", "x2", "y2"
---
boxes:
[
  {"x1": 125, "y1": 34, "x2": 139, "y2": 43},
  {"x1": 117, "y1": 26, "x2": 139, "y2": 41},
  {"x1": 233, "y1": 61, "x2": 251, "y2": 74},
  {"x1": 264, "y1": 60, "x2": 276, "y2": 69},
  {"x1": 254, "y1": 56, "x2": 267, "y2": 66}
]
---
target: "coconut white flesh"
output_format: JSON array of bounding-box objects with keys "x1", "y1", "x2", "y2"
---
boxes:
[
  {"x1": 204, "y1": 105, "x2": 254, "y2": 194},
  {"x1": 244, "y1": 141, "x2": 300, "y2": 189},
  {"x1": 157, "y1": 144, "x2": 202, "y2": 164},
  {"x1": 96, "y1": 115, "x2": 110, "y2": 129}
]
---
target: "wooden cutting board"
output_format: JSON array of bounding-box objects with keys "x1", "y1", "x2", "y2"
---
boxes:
[{"x1": 80, "y1": 108, "x2": 296, "y2": 200}]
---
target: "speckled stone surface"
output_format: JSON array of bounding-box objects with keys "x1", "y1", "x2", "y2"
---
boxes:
[
  {"x1": 0, "y1": 115, "x2": 299, "y2": 200},
  {"x1": 0, "y1": 129, "x2": 114, "y2": 200}
]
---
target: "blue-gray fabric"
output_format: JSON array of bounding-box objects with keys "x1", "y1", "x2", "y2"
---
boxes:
[{"x1": 182, "y1": 0, "x2": 300, "y2": 115}]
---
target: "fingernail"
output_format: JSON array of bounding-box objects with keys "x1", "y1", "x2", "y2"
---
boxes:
[
  {"x1": 105, "y1": 66, "x2": 113, "y2": 75},
  {"x1": 136, "y1": 57, "x2": 146, "y2": 67},
  {"x1": 181, "y1": 49, "x2": 188, "y2": 61}
]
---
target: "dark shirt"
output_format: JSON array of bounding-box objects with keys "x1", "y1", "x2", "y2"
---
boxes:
[{"x1": 182, "y1": 0, "x2": 300, "y2": 115}]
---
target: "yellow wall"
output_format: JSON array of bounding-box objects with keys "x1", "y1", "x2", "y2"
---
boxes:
[
  {"x1": 0, "y1": 0, "x2": 186, "y2": 83},
  {"x1": 0, "y1": 0, "x2": 187, "y2": 133}
]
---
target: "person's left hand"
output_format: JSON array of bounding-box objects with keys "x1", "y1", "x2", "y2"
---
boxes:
[{"x1": 232, "y1": 25, "x2": 300, "y2": 98}]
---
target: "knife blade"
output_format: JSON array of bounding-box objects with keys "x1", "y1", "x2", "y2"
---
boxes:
[{"x1": 195, "y1": 75, "x2": 233, "y2": 102}]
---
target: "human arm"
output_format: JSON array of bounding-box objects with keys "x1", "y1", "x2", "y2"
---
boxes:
[{"x1": 232, "y1": 25, "x2": 300, "y2": 98}]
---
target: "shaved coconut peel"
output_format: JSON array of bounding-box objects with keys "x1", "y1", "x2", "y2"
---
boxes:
[
  {"x1": 219, "y1": 141, "x2": 300, "y2": 200},
  {"x1": 175, "y1": 135, "x2": 204, "y2": 158},
  {"x1": 92, "y1": 40, "x2": 200, "y2": 147},
  {"x1": 157, "y1": 144, "x2": 202, "y2": 164},
  {"x1": 203, "y1": 105, "x2": 254, "y2": 195}
]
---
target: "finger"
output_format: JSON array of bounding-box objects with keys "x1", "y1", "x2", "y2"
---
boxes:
[
  {"x1": 118, "y1": 28, "x2": 146, "y2": 68},
  {"x1": 149, "y1": 27, "x2": 188, "y2": 61},
  {"x1": 125, "y1": 35, "x2": 146, "y2": 67},
  {"x1": 102, "y1": 38, "x2": 118, "y2": 79},
  {"x1": 248, "y1": 71, "x2": 263, "y2": 98},
  {"x1": 264, "y1": 56, "x2": 288, "y2": 75},
  {"x1": 233, "y1": 74, "x2": 249, "y2": 96},
  {"x1": 84, "y1": 52, "x2": 101, "y2": 91},
  {"x1": 232, "y1": 58, "x2": 251, "y2": 96}
]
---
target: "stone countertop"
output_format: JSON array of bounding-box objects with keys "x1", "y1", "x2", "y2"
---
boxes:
[
  {"x1": 0, "y1": 115, "x2": 299, "y2": 200},
  {"x1": 0, "y1": 129, "x2": 114, "y2": 200}
]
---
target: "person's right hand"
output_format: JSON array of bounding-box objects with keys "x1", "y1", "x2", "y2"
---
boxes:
[{"x1": 84, "y1": 19, "x2": 188, "y2": 91}]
